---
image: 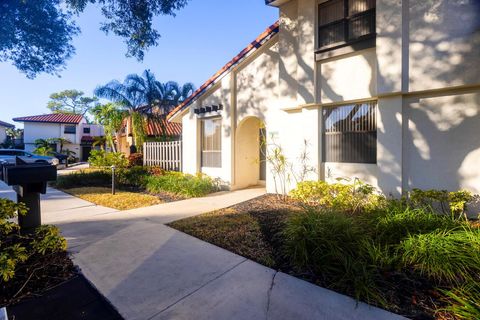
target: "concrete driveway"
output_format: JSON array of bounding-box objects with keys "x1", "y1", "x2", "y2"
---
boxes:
[{"x1": 0, "y1": 182, "x2": 405, "y2": 320}]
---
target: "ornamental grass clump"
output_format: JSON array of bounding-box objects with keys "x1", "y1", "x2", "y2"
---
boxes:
[
  {"x1": 283, "y1": 209, "x2": 385, "y2": 304},
  {"x1": 371, "y1": 203, "x2": 465, "y2": 245},
  {"x1": 399, "y1": 228, "x2": 480, "y2": 284},
  {"x1": 441, "y1": 282, "x2": 480, "y2": 319}
]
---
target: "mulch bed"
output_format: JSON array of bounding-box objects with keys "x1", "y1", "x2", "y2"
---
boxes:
[
  {"x1": 1, "y1": 250, "x2": 123, "y2": 320},
  {"x1": 1, "y1": 251, "x2": 76, "y2": 307},
  {"x1": 169, "y1": 194, "x2": 456, "y2": 320},
  {"x1": 7, "y1": 274, "x2": 123, "y2": 320}
]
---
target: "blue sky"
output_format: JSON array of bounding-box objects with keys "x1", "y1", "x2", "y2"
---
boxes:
[{"x1": 0, "y1": 0, "x2": 278, "y2": 127}]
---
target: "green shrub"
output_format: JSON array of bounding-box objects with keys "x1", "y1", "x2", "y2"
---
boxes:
[
  {"x1": 283, "y1": 209, "x2": 384, "y2": 303},
  {"x1": 290, "y1": 180, "x2": 384, "y2": 214},
  {"x1": 409, "y1": 189, "x2": 473, "y2": 220},
  {"x1": 31, "y1": 226, "x2": 67, "y2": 255},
  {"x1": 146, "y1": 172, "x2": 217, "y2": 197},
  {"x1": 116, "y1": 166, "x2": 150, "y2": 187},
  {"x1": 1, "y1": 199, "x2": 67, "y2": 282},
  {"x1": 55, "y1": 167, "x2": 151, "y2": 189},
  {"x1": 442, "y1": 282, "x2": 480, "y2": 320},
  {"x1": 54, "y1": 170, "x2": 112, "y2": 189},
  {"x1": 88, "y1": 150, "x2": 128, "y2": 168},
  {"x1": 400, "y1": 228, "x2": 480, "y2": 284},
  {"x1": 0, "y1": 199, "x2": 28, "y2": 235}
]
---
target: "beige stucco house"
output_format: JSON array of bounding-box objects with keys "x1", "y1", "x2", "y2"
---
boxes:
[{"x1": 169, "y1": 0, "x2": 480, "y2": 196}]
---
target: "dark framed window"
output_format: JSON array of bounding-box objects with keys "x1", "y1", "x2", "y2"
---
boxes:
[
  {"x1": 83, "y1": 127, "x2": 91, "y2": 134},
  {"x1": 318, "y1": 0, "x2": 376, "y2": 50},
  {"x1": 64, "y1": 125, "x2": 76, "y2": 134},
  {"x1": 322, "y1": 102, "x2": 377, "y2": 163},
  {"x1": 201, "y1": 118, "x2": 222, "y2": 168}
]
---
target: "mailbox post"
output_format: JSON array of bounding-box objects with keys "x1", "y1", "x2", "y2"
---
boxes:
[{"x1": 1, "y1": 159, "x2": 57, "y2": 233}]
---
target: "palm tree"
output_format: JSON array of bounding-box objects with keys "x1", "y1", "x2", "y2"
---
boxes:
[
  {"x1": 95, "y1": 70, "x2": 196, "y2": 150},
  {"x1": 94, "y1": 70, "x2": 159, "y2": 149},
  {"x1": 92, "y1": 136, "x2": 107, "y2": 151},
  {"x1": 91, "y1": 103, "x2": 127, "y2": 152},
  {"x1": 50, "y1": 137, "x2": 71, "y2": 153}
]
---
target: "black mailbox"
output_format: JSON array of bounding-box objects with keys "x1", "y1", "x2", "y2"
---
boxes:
[{"x1": 1, "y1": 159, "x2": 57, "y2": 233}]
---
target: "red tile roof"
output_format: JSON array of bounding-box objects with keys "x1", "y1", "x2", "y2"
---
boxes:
[
  {"x1": 167, "y1": 21, "x2": 280, "y2": 120},
  {"x1": 13, "y1": 114, "x2": 84, "y2": 124},
  {"x1": 146, "y1": 118, "x2": 182, "y2": 137},
  {"x1": 0, "y1": 120, "x2": 14, "y2": 128}
]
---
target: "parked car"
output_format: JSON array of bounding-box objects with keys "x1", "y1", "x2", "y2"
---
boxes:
[{"x1": 0, "y1": 149, "x2": 59, "y2": 166}]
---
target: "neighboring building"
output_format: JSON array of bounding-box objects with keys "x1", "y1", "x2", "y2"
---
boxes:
[
  {"x1": 0, "y1": 120, "x2": 15, "y2": 145},
  {"x1": 13, "y1": 114, "x2": 105, "y2": 161},
  {"x1": 119, "y1": 113, "x2": 182, "y2": 154},
  {"x1": 169, "y1": 0, "x2": 480, "y2": 196}
]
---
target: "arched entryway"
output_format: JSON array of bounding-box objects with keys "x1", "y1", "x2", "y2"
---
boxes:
[{"x1": 235, "y1": 116, "x2": 266, "y2": 189}]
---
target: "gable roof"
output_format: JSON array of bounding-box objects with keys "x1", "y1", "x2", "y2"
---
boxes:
[
  {"x1": 167, "y1": 21, "x2": 280, "y2": 121},
  {"x1": 0, "y1": 120, "x2": 14, "y2": 128},
  {"x1": 13, "y1": 114, "x2": 84, "y2": 124}
]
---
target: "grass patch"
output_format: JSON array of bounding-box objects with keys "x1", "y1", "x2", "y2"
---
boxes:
[{"x1": 63, "y1": 187, "x2": 163, "y2": 210}]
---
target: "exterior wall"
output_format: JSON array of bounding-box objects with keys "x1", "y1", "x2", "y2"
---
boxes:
[
  {"x1": 23, "y1": 122, "x2": 62, "y2": 144},
  {"x1": 404, "y1": 89, "x2": 480, "y2": 194},
  {"x1": 318, "y1": 48, "x2": 377, "y2": 103},
  {"x1": 178, "y1": 0, "x2": 480, "y2": 196},
  {"x1": 408, "y1": 1, "x2": 480, "y2": 92}
]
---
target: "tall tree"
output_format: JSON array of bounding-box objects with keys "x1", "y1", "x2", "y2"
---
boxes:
[
  {"x1": 94, "y1": 70, "x2": 195, "y2": 148},
  {"x1": 47, "y1": 90, "x2": 98, "y2": 116},
  {"x1": 91, "y1": 103, "x2": 127, "y2": 152},
  {"x1": 0, "y1": 0, "x2": 79, "y2": 78},
  {"x1": 1, "y1": 0, "x2": 190, "y2": 78}
]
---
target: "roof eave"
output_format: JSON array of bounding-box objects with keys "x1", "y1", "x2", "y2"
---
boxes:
[
  {"x1": 167, "y1": 21, "x2": 280, "y2": 121},
  {"x1": 13, "y1": 119, "x2": 80, "y2": 125},
  {"x1": 265, "y1": 0, "x2": 292, "y2": 7}
]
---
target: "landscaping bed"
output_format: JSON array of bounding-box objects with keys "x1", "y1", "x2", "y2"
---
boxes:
[
  {"x1": 1, "y1": 250, "x2": 75, "y2": 307},
  {"x1": 52, "y1": 166, "x2": 218, "y2": 210},
  {"x1": 1, "y1": 199, "x2": 75, "y2": 308},
  {"x1": 169, "y1": 182, "x2": 480, "y2": 320}
]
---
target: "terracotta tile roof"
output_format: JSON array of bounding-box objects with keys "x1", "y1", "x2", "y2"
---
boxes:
[
  {"x1": 13, "y1": 114, "x2": 84, "y2": 124},
  {"x1": 167, "y1": 21, "x2": 280, "y2": 120},
  {"x1": 146, "y1": 118, "x2": 182, "y2": 137},
  {"x1": 0, "y1": 120, "x2": 14, "y2": 128}
]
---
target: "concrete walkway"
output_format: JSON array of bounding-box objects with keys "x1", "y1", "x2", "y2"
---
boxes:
[{"x1": 0, "y1": 182, "x2": 405, "y2": 320}]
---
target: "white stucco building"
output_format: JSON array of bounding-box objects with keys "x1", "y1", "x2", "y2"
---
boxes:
[
  {"x1": 169, "y1": 0, "x2": 480, "y2": 196},
  {"x1": 13, "y1": 114, "x2": 105, "y2": 161}
]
